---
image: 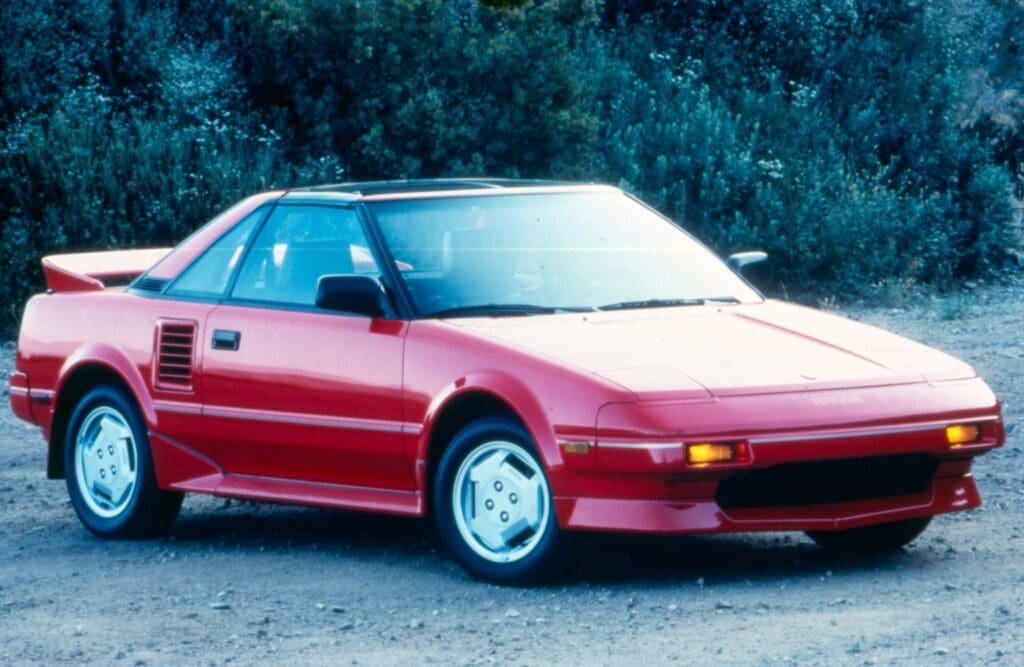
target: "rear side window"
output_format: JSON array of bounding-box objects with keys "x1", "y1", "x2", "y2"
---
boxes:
[
  {"x1": 167, "y1": 209, "x2": 264, "y2": 298},
  {"x1": 230, "y1": 205, "x2": 377, "y2": 307}
]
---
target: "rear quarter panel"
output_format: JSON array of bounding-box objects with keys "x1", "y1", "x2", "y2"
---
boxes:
[{"x1": 16, "y1": 290, "x2": 215, "y2": 439}]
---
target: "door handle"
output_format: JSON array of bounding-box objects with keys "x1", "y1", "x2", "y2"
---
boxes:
[{"x1": 211, "y1": 329, "x2": 241, "y2": 351}]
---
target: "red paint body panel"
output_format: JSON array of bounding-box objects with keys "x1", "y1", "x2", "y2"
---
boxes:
[
  {"x1": 148, "y1": 432, "x2": 222, "y2": 490},
  {"x1": 8, "y1": 187, "x2": 1006, "y2": 539},
  {"x1": 8, "y1": 370, "x2": 33, "y2": 424},
  {"x1": 556, "y1": 475, "x2": 980, "y2": 533},
  {"x1": 199, "y1": 305, "x2": 412, "y2": 490}
]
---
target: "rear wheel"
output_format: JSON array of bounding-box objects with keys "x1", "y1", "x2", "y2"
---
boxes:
[
  {"x1": 434, "y1": 415, "x2": 564, "y2": 584},
  {"x1": 806, "y1": 516, "x2": 932, "y2": 552},
  {"x1": 65, "y1": 385, "x2": 183, "y2": 538}
]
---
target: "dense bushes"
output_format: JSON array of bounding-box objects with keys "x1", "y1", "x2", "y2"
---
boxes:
[
  {"x1": 598, "y1": 2, "x2": 1020, "y2": 289},
  {"x1": 225, "y1": 0, "x2": 604, "y2": 177},
  {"x1": 0, "y1": 0, "x2": 339, "y2": 325},
  {"x1": 1, "y1": 0, "x2": 1021, "y2": 329}
]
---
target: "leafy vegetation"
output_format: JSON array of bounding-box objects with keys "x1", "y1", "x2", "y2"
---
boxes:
[{"x1": 2, "y1": 0, "x2": 1022, "y2": 328}]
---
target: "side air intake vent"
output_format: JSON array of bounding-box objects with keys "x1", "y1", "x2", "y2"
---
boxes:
[
  {"x1": 154, "y1": 320, "x2": 196, "y2": 391},
  {"x1": 134, "y1": 277, "x2": 168, "y2": 292}
]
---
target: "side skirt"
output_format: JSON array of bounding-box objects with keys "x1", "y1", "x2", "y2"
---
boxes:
[{"x1": 148, "y1": 431, "x2": 423, "y2": 517}]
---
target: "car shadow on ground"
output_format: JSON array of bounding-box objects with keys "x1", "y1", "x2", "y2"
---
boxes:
[
  {"x1": 566, "y1": 531, "x2": 933, "y2": 586},
  {"x1": 163, "y1": 500, "x2": 934, "y2": 589},
  {"x1": 166, "y1": 500, "x2": 441, "y2": 558}
]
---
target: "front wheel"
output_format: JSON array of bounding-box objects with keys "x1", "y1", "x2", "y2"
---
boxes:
[
  {"x1": 806, "y1": 516, "x2": 932, "y2": 553},
  {"x1": 65, "y1": 385, "x2": 183, "y2": 538},
  {"x1": 434, "y1": 415, "x2": 564, "y2": 584}
]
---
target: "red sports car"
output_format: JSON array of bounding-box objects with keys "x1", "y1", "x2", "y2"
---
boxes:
[{"x1": 9, "y1": 180, "x2": 1004, "y2": 583}]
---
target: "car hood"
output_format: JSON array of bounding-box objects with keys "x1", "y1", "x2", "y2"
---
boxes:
[{"x1": 444, "y1": 301, "x2": 976, "y2": 400}]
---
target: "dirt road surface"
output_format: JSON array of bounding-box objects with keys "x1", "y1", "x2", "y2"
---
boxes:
[{"x1": 1, "y1": 284, "x2": 1021, "y2": 665}]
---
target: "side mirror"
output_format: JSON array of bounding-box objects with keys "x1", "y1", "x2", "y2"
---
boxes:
[
  {"x1": 315, "y1": 275, "x2": 390, "y2": 318},
  {"x1": 727, "y1": 251, "x2": 768, "y2": 274}
]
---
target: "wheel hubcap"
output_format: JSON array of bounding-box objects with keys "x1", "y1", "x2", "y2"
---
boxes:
[
  {"x1": 452, "y1": 441, "x2": 550, "y2": 564},
  {"x1": 74, "y1": 406, "x2": 138, "y2": 519}
]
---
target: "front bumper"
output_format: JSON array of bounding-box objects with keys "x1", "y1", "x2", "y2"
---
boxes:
[
  {"x1": 556, "y1": 469, "x2": 980, "y2": 534},
  {"x1": 551, "y1": 380, "x2": 1004, "y2": 534}
]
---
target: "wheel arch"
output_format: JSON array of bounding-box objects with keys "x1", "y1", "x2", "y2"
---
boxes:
[
  {"x1": 49, "y1": 344, "x2": 155, "y2": 479},
  {"x1": 418, "y1": 373, "x2": 563, "y2": 506}
]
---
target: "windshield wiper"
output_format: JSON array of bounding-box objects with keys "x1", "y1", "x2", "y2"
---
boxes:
[
  {"x1": 598, "y1": 296, "x2": 740, "y2": 311},
  {"x1": 428, "y1": 304, "x2": 595, "y2": 318}
]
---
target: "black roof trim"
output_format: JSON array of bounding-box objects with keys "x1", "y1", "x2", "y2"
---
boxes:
[{"x1": 298, "y1": 178, "x2": 573, "y2": 196}]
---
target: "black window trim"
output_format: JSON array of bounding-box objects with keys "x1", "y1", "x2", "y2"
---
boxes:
[
  {"x1": 142, "y1": 189, "x2": 760, "y2": 320},
  {"x1": 220, "y1": 200, "x2": 278, "y2": 301},
  {"x1": 139, "y1": 199, "x2": 414, "y2": 319},
  {"x1": 217, "y1": 200, "x2": 412, "y2": 319},
  {"x1": 355, "y1": 201, "x2": 417, "y2": 318},
  {"x1": 359, "y1": 200, "x2": 446, "y2": 319},
  {"x1": 159, "y1": 204, "x2": 273, "y2": 302}
]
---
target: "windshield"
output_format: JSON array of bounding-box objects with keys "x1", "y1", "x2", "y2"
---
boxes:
[{"x1": 369, "y1": 190, "x2": 761, "y2": 316}]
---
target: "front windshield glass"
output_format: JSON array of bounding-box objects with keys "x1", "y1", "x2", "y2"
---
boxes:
[{"x1": 370, "y1": 190, "x2": 761, "y2": 316}]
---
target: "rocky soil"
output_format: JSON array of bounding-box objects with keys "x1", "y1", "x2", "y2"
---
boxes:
[{"x1": 1, "y1": 282, "x2": 1021, "y2": 665}]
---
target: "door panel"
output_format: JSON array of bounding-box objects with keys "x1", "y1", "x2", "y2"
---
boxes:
[
  {"x1": 195, "y1": 203, "x2": 412, "y2": 491},
  {"x1": 199, "y1": 305, "x2": 411, "y2": 490}
]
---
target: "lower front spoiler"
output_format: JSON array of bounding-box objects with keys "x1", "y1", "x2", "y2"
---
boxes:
[{"x1": 554, "y1": 474, "x2": 980, "y2": 534}]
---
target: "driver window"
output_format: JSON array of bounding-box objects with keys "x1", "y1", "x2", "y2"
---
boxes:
[{"x1": 231, "y1": 205, "x2": 378, "y2": 306}]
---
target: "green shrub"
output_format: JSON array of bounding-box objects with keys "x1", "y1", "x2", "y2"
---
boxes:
[
  {"x1": 0, "y1": 2, "x2": 341, "y2": 326},
  {"x1": 1, "y1": 0, "x2": 1021, "y2": 331},
  {"x1": 224, "y1": 0, "x2": 604, "y2": 178}
]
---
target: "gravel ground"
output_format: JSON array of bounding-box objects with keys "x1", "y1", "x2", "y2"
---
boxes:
[{"x1": 1, "y1": 282, "x2": 1021, "y2": 666}]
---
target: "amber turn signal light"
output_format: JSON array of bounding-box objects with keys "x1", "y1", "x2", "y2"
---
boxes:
[
  {"x1": 560, "y1": 441, "x2": 592, "y2": 455},
  {"x1": 687, "y1": 442, "x2": 736, "y2": 466},
  {"x1": 946, "y1": 423, "x2": 980, "y2": 446}
]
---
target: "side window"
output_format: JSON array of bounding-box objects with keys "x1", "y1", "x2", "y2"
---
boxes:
[
  {"x1": 167, "y1": 209, "x2": 263, "y2": 298},
  {"x1": 231, "y1": 205, "x2": 377, "y2": 306}
]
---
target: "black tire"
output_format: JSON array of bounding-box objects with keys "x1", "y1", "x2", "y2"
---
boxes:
[
  {"x1": 64, "y1": 384, "x2": 183, "y2": 538},
  {"x1": 434, "y1": 415, "x2": 565, "y2": 584},
  {"x1": 806, "y1": 516, "x2": 932, "y2": 553}
]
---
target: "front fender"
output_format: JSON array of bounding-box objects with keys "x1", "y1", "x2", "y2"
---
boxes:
[{"x1": 416, "y1": 370, "x2": 564, "y2": 472}]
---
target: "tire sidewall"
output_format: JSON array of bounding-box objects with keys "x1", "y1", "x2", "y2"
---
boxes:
[
  {"x1": 434, "y1": 415, "x2": 562, "y2": 584},
  {"x1": 64, "y1": 385, "x2": 154, "y2": 537}
]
